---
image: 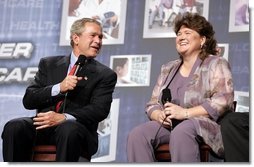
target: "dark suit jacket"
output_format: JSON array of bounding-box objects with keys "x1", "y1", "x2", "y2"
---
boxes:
[{"x1": 23, "y1": 55, "x2": 117, "y2": 155}]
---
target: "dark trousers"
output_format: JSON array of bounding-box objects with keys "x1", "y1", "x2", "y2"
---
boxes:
[
  {"x1": 1, "y1": 117, "x2": 95, "y2": 162},
  {"x1": 221, "y1": 112, "x2": 249, "y2": 162}
]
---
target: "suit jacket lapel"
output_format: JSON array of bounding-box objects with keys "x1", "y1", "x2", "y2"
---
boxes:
[
  {"x1": 53, "y1": 56, "x2": 70, "y2": 83},
  {"x1": 77, "y1": 59, "x2": 96, "y2": 86}
]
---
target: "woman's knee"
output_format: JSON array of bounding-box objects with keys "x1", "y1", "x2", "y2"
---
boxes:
[
  {"x1": 170, "y1": 120, "x2": 196, "y2": 140},
  {"x1": 128, "y1": 121, "x2": 162, "y2": 145},
  {"x1": 128, "y1": 125, "x2": 144, "y2": 142}
]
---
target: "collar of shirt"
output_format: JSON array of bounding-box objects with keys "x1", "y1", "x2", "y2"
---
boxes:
[{"x1": 69, "y1": 51, "x2": 78, "y2": 72}]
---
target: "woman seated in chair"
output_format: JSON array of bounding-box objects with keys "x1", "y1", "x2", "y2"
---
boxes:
[{"x1": 127, "y1": 12, "x2": 234, "y2": 162}]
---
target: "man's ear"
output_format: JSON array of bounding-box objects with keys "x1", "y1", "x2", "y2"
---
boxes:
[{"x1": 72, "y1": 34, "x2": 80, "y2": 45}]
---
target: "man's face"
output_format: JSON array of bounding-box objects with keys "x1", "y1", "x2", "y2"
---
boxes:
[{"x1": 73, "y1": 22, "x2": 103, "y2": 58}]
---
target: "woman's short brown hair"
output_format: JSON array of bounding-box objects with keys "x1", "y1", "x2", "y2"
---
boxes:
[{"x1": 174, "y1": 12, "x2": 218, "y2": 60}]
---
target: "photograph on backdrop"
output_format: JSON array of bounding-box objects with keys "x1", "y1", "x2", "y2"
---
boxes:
[
  {"x1": 143, "y1": 0, "x2": 210, "y2": 38},
  {"x1": 110, "y1": 55, "x2": 151, "y2": 87},
  {"x1": 234, "y1": 91, "x2": 249, "y2": 113},
  {"x1": 229, "y1": 0, "x2": 249, "y2": 32},
  {"x1": 91, "y1": 99, "x2": 120, "y2": 162},
  {"x1": 59, "y1": 0, "x2": 127, "y2": 45},
  {"x1": 217, "y1": 43, "x2": 229, "y2": 60}
]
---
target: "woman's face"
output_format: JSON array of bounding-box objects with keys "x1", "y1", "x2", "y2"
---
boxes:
[
  {"x1": 115, "y1": 59, "x2": 129, "y2": 78},
  {"x1": 175, "y1": 25, "x2": 205, "y2": 57}
]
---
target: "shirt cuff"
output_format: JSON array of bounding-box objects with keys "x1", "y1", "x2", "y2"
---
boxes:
[
  {"x1": 51, "y1": 83, "x2": 60, "y2": 96},
  {"x1": 64, "y1": 113, "x2": 76, "y2": 120}
]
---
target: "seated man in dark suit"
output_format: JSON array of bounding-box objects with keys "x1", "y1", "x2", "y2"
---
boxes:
[
  {"x1": 221, "y1": 112, "x2": 249, "y2": 162},
  {"x1": 1, "y1": 18, "x2": 117, "y2": 162}
]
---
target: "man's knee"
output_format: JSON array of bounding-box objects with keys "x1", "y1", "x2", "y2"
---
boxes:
[
  {"x1": 55, "y1": 120, "x2": 82, "y2": 139},
  {"x1": 221, "y1": 112, "x2": 242, "y2": 129},
  {"x1": 2, "y1": 117, "x2": 33, "y2": 137}
]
